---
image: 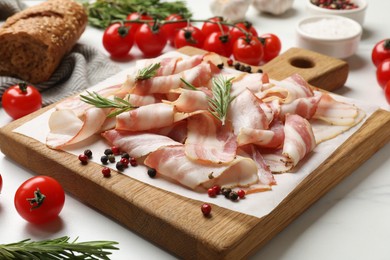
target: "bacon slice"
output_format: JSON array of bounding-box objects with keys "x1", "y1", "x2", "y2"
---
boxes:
[
  {"x1": 131, "y1": 62, "x2": 213, "y2": 94},
  {"x1": 102, "y1": 130, "x2": 182, "y2": 158},
  {"x1": 116, "y1": 103, "x2": 175, "y2": 131},
  {"x1": 163, "y1": 88, "x2": 209, "y2": 112},
  {"x1": 282, "y1": 114, "x2": 316, "y2": 169},
  {"x1": 238, "y1": 119, "x2": 284, "y2": 148},
  {"x1": 185, "y1": 113, "x2": 237, "y2": 163},
  {"x1": 279, "y1": 94, "x2": 322, "y2": 120},
  {"x1": 144, "y1": 145, "x2": 259, "y2": 190}
]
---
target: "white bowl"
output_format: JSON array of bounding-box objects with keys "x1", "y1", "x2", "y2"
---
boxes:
[
  {"x1": 305, "y1": 0, "x2": 367, "y2": 26},
  {"x1": 296, "y1": 15, "x2": 362, "y2": 59}
]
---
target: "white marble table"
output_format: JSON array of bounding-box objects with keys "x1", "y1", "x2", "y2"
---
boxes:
[{"x1": 0, "y1": 1, "x2": 389, "y2": 259}]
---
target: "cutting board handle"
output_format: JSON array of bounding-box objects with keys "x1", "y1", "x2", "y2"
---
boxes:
[{"x1": 261, "y1": 47, "x2": 349, "y2": 91}]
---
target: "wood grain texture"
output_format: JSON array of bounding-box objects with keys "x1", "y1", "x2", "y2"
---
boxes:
[{"x1": 0, "y1": 47, "x2": 389, "y2": 259}]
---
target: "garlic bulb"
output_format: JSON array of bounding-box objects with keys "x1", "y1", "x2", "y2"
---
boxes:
[
  {"x1": 252, "y1": 0, "x2": 294, "y2": 15},
  {"x1": 210, "y1": 0, "x2": 252, "y2": 22}
]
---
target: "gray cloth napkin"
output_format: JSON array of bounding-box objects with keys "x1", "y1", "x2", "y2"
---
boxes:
[{"x1": 0, "y1": 0, "x2": 121, "y2": 106}]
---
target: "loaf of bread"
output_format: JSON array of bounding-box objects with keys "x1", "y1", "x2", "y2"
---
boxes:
[{"x1": 0, "y1": 0, "x2": 88, "y2": 84}]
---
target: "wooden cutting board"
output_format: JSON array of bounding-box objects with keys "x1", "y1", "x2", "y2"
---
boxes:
[{"x1": 1, "y1": 47, "x2": 389, "y2": 259}]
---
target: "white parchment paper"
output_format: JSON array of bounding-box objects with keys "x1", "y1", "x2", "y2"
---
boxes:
[{"x1": 13, "y1": 52, "x2": 379, "y2": 218}]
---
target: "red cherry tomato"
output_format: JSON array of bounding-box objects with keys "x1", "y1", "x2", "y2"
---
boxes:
[
  {"x1": 229, "y1": 21, "x2": 258, "y2": 43},
  {"x1": 126, "y1": 12, "x2": 153, "y2": 33},
  {"x1": 135, "y1": 23, "x2": 167, "y2": 57},
  {"x1": 372, "y1": 39, "x2": 390, "y2": 67},
  {"x1": 259, "y1": 33, "x2": 282, "y2": 62},
  {"x1": 203, "y1": 32, "x2": 233, "y2": 57},
  {"x1": 385, "y1": 81, "x2": 390, "y2": 104},
  {"x1": 102, "y1": 23, "x2": 135, "y2": 58},
  {"x1": 201, "y1": 16, "x2": 229, "y2": 36},
  {"x1": 161, "y1": 14, "x2": 187, "y2": 46},
  {"x1": 376, "y1": 58, "x2": 390, "y2": 88},
  {"x1": 174, "y1": 25, "x2": 205, "y2": 49},
  {"x1": 2, "y1": 83, "x2": 42, "y2": 120},
  {"x1": 233, "y1": 36, "x2": 264, "y2": 66},
  {"x1": 14, "y1": 176, "x2": 65, "y2": 224}
]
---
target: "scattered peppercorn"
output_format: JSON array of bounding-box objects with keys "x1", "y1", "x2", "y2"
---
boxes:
[
  {"x1": 84, "y1": 149, "x2": 93, "y2": 159},
  {"x1": 147, "y1": 168, "x2": 157, "y2": 178},
  {"x1": 111, "y1": 146, "x2": 120, "y2": 155},
  {"x1": 104, "y1": 148, "x2": 113, "y2": 156},
  {"x1": 129, "y1": 157, "x2": 137, "y2": 167},
  {"x1": 212, "y1": 185, "x2": 221, "y2": 195},
  {"x1": 108, "y1": 154, "x2": 116, "y2": 163},
  {"x1": 237, "y1": 189, "x2": 246, "y2": 199},
  {"x1": 102, "y1": 167, "x2": 111, "y2": 177},
  {"x1": 217, "y1": 63, "x2": 224, "y2": 69},
  {"x1": 244, "y1": 66, "x2": 252, "y2": 73},
  {"x1": 201, "y1": 203, "x2": 212, "y2": 217},
  {"x1": 208, "y1": 187, "x2": 217, "y2": 197},
  {"x1": 121, "y1": 152, "x2": 130, "y2": 159},
  {"x1": 234, "y1": 62, "x2": 241, "y2": 70},
  {"x1": 221, "y1": 187, "x2": 232, "y2": 198},
  {"x1": 229, "y1": 191, "x2": 239, "y2": 201},
  {"x1": 78, "y1": 154, "x2": 88, "y2": 165},
  {"x1": 116, "y1": 161, "x2": 125, "y2": 171},
  {"x1": 227, "y1": 58, "x2": 234, "y2": 66},
  {"x1": 310, "y1": 0, "x2": 358, "y2": 10},
  {"x1": 120, "y1": 157, "x2": 129, "y2": 167},
  {"x1": 100, "y1": 155, "x2": 109, "y2": 164},
  {"x1": 257, "y1": 68, "x2": 263, "y2": 73}
]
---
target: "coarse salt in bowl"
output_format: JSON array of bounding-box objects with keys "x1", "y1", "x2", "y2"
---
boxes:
[
  {"x1": 306, "y1": 0, "x2": 367, "y2": 26},
  {"x1": 296, "y1": 15, "x2": 362, "y2": 59}
]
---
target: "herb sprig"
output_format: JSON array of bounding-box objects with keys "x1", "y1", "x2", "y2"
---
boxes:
[
  {"x1": 0, "y1": 236, "x2": 118, "y2": 259},
  {"x1": 80, "y1": 91, "x2": 138, "y2": 118},
  {"x1": 136, "y1": 63, "x2": 161, "y2": 80},
  {"x1": 83, "y1": 0, "x2": 192, "y2": 28},
  {"x1": 208, "y1": 76, "x2": 235, "y2": 125}
]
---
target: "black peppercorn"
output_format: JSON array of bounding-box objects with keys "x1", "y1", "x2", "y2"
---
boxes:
[
  {"x1": 108, "y1": 154, "x2": 116, "y2": 163},
  {"x1": 229, "y1": 191, "x2": 239, "y2": 201},
  {"x1": 104, "y1": 148, "x2": 113, "y2": 155},
  {"x1": 84, "y1": 149, "x2": 92, "y2": 159},
  {"x1": 100, "y1": 155, "x2": 109, "y2": 165},
  {"x1": 221, "y1": 187, "x2": 232, "y2": 198},
  {"x1": 147, "y1": 168, "x2": 157, "y2": 178},
  {"x1": 121, "y1": 152, "x2": 130, "y2": 159},
  {"x1": 116, "y1": 161, "x2": 125, "y2": 171},
  {"x1": 217, "y1": 63, "x2": 224, "y2": 69},
  {"x1": 234, "y1": 62, "x2": 241, "y2": 70}
]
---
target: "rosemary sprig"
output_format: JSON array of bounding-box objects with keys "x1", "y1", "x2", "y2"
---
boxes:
[
  {"x1": 208, "y1": 76, "x2": 235, "y2": 125},
  {"x1": 180, "y1": 78, "x2": 198, "y2": 90},
  {"x1": 80, "y1": 91, "x2": 138, "y2": 118},
  {"x1": 0, "y1": 236, "x2": 118, "y2": 259},
  {"x1": 82, "y1": 0, "x2": 192, "y2": 28},
  {"x1": 136, "y1": 63, "x2": 161, "y2": 80}
]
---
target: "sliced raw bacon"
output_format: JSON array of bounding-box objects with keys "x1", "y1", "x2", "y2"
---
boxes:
[
  {"x1": 47, "y1": 107, "x2": 107, "y2": 149},
  {"x1": 282, "y1": 114, "x2": 316, "y2": 169},
  {"x1": 163, "y1": 88, "x2": 209, "y2": 112},
  {"x1": 131, "y1": 62, "x2": 213, "y2": 95},
  {"x1": 279, "y1": 94, "x2": 322, "y2": 120},
  {"x1": 185, "y1": 113, "x2": 237, "y2": 163},
  {"x1": 116, "y1": 103, "x2": 175, "y2": 131},
  {"x1": 257, "y1": 74, "x2": 314, "y2": 103},
  {"x1": 144, "y1": 145, "x2": 259, "y2": 190},
  {"x1": 102, "y1": 129, "x2": 182, "y2": 158},
  {"x1": 238, "y1": 119, "x2": 284, "y2": 149}
]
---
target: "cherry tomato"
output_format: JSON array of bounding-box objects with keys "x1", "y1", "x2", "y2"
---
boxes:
[
  {"x1": 135, "y1": 23, "x2": 167, "y2": 57},
  {"x1": 174, "y1": 25, "x2": 205, "y2": 49},
  {"x1": 126, "y1": 12, "x2": 153, "y2": 33},
  {"x1": 203, "y1": 32, "x2": 233, "y2": 57},
  {"x1": 259, "y1": 33, "x2": 282, "y2": 62},
  {"x1": 372, "y1": 39, "x2": 390, "y2": 67},
  {"x1": 229, "y1": 21, "x2": 258, "y2": 43},
  {"x1": 201, "y1": 16, "x2": 229, "y2": 37},
  {"x1": 161, "y1": 14, "x2": 187, "y2": 46},
  {"x1": 385, "y1": 81, "x2": 390, "y2": 104},
  {"x1": 102, "y1": 23, "x2": 134, "y2": 58},
  {"x1": 14, "y1": 176, "x2": 65, "y2": 224},
  {"x1": 376, "y1": 58, "x2": 390, "y2": 88},
  {"x1": 233, "y1": 36, "x2": 264, "y2": 66},
  {"x1": 2, "y1": 83, "x2": 42, "y2": 120}
]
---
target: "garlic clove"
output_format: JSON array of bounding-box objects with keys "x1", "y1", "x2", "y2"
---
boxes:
[{"x1": 210, "y1": 0, "x2": 252, "y2": 22}]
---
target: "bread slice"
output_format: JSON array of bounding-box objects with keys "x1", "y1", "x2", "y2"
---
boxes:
[{"x1": 0, "y1": 0, "x2": 88, "y2": 84}]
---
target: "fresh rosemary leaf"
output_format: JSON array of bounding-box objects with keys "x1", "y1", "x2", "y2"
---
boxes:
[
  {"x1": 0, "y1": 236, "x2": 118, "y2": 259},
  {"x1": 80, "y1": 91, "x2": 138, "y2": 117},
  {"x1": 180, "y1": 78, "x2": 198, "y2": 90},
  {"x1": 136, "y1": 63, "x2": 161, "y2": 80},
  {"x1": 208, "y1": 76, "x2": 235, "y2": 125}
]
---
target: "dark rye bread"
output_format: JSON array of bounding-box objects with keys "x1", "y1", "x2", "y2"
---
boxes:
[{"x1": 0, "y1": 0, "x2": 87, "y2": 84}]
